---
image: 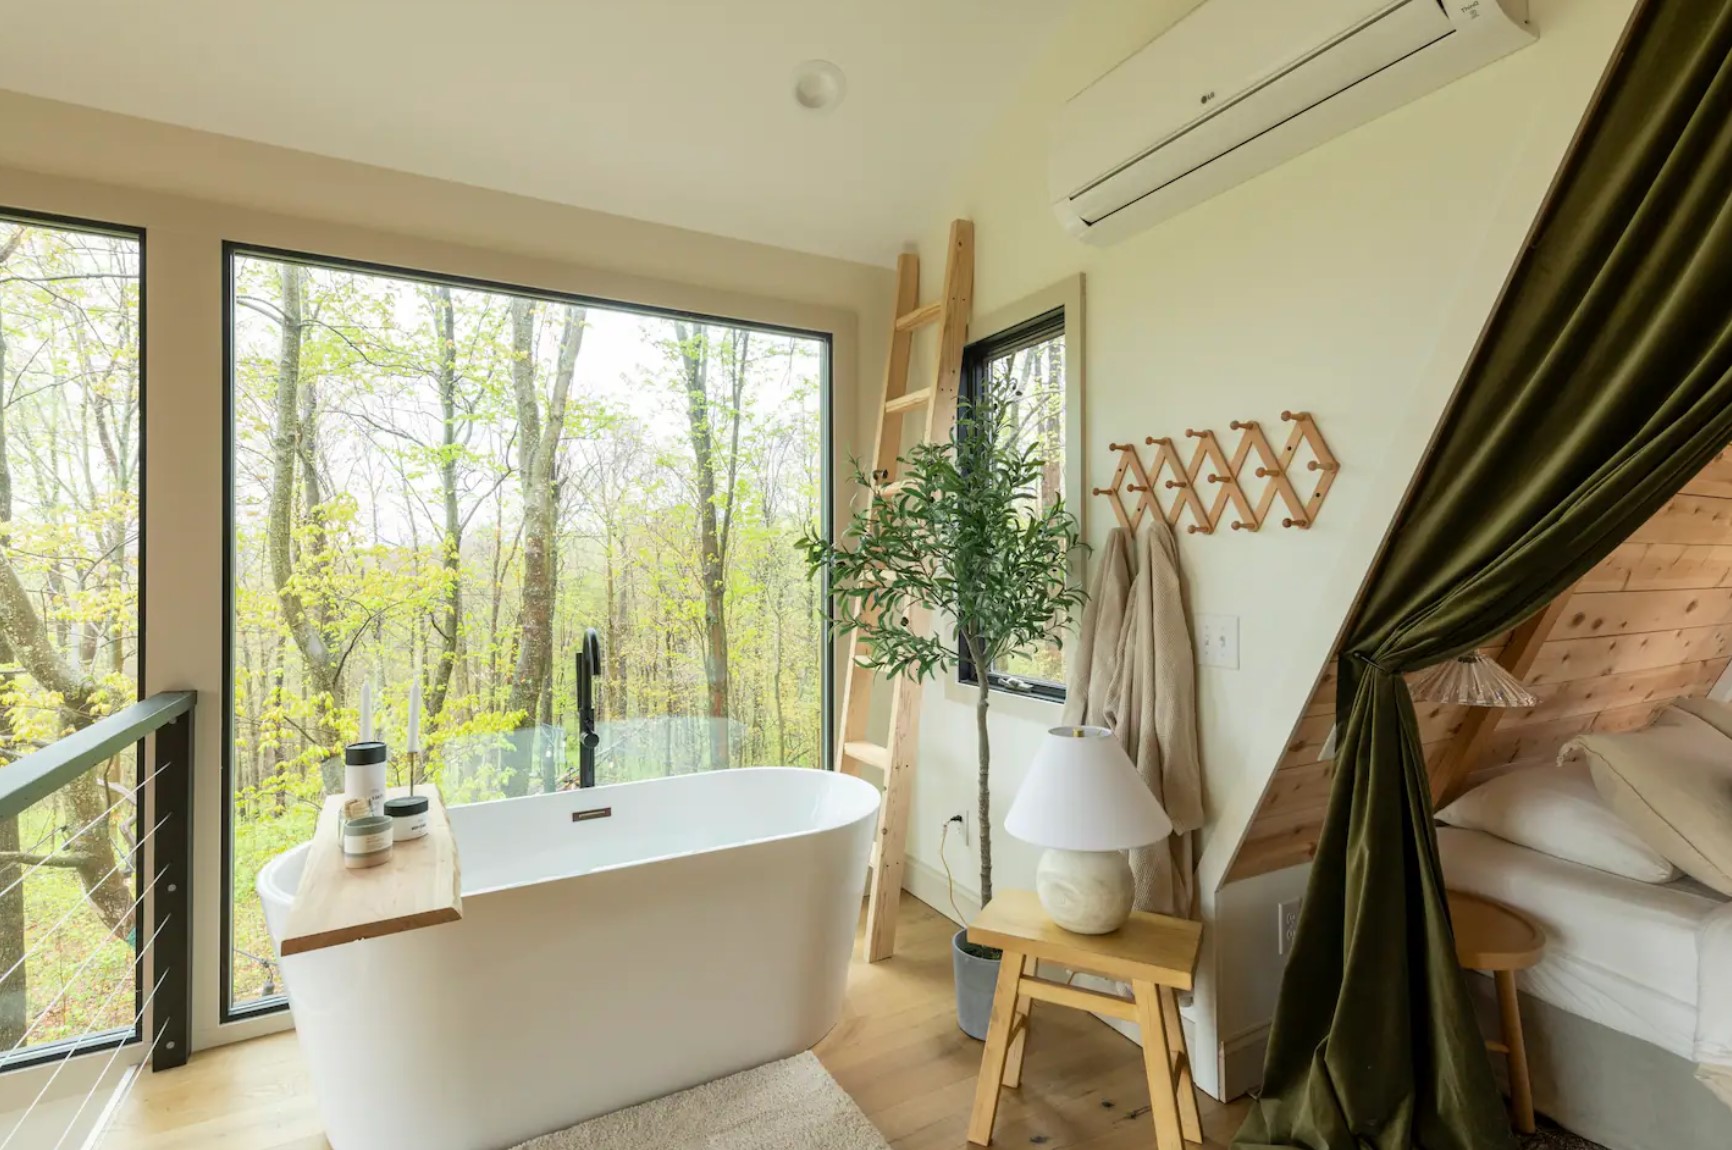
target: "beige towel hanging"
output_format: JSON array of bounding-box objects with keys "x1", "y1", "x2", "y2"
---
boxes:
[
  {"x1": 1063, "y1": 529, "x2": 1131, "y2": 729},
  {"x1": 1063, "y1": 522, "x2": 1203, "y2": 916}
]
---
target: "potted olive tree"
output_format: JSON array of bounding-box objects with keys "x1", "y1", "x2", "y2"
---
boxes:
[{"x1": 800, "y1": 388, "x2": 1085, "y2": 1039}]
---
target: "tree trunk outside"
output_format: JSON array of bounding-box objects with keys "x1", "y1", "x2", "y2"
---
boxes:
[
  {"x1": 66, "y1": 765, "x2": 137, "y2": 934},
  {"x1": 505, "y1": 303, "x2": 583, "y2": 793},
  {"x1": 268, "y1": 636, "x2": 286, "y2": 810},
  {"x1": 427, "y1": 286, "x2": 462, "y2": 722},
  {"x1": 502, "y1": 299, "x2": 540, "y2": 794},
  {"x1": 674, "y1": 323, "x2": 732, "y2": 771},
  {"x1": 0, "y1": 814, "x2": 23, "y2": 1046},
  {"x1": 663, "y1": 630, "x2": 676, "y2": 765},
  {"x1": 264, "y1": 263, "x2": 342, "y2": 790},
  {"x1": 539, "y1": 535, "x2": 558, "y2": 793},
  {"x1": 487, "y1": 509, "x2": 505, "y2": 700},
  {"x1": 603, "y1": 527, "x2": 626, "y2": 717},
  {"x1": 771, "y1": 580, "x2": 787, "y2": 763},
  {"x1": 0, "y1": 300, "x2": 12, "y2": 534}
]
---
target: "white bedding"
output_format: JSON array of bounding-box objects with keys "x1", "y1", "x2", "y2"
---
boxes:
[
  {"x1": 1438, "y1": 826, "x2": 1727, "y2": 1061},
  {"x1": 1701, "y1": 908, "x2": 1732, "y2": 1106}
]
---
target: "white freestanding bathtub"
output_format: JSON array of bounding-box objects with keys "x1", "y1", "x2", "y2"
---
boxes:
[{"x1": 259, "y1": 767, "x2": 880, "y2": 1150}]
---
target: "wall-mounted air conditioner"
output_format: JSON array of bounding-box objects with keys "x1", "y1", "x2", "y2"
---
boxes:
[{"x1": 1050, "y1": 0, "x2": 1535, "y2": 245}]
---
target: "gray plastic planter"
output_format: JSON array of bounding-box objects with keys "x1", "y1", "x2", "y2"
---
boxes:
[{"x1": 952, "y1": 928, "x2": 1002, "y2": 1040}]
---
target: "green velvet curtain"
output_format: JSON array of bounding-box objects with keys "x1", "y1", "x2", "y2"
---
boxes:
[{"x1": 1237, "y1": 2, "x2": 1732, "y2": 1147}]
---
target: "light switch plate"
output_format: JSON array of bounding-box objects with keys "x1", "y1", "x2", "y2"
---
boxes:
[{"x1": 1195, "y1": 613, "x2": 1240, "y2": 669}]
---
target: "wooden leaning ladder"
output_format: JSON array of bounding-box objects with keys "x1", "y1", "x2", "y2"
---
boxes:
[{"x1": 837, "y1": 219, "x2": 974, "y2": 962}]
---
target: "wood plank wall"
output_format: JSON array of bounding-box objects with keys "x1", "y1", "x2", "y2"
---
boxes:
[{"x1": 1225, "y1": 450, "x2": 1732, "y2": 882}]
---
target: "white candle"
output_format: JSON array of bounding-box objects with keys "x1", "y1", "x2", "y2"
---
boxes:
[
  {"x1": 359, "y1": 678, "x2": 374, "y2": 742},
  {"x1": 407, "y1": 674, "x2": 423, "y2": 754}
]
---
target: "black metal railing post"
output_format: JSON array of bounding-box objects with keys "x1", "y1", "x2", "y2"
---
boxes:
[
  {"x1": 0, "y1": 686, "x2": 198, "y2": 1125},
  {"x1": 149, "y1": 702, "x2": 194, "y2": 1071}
]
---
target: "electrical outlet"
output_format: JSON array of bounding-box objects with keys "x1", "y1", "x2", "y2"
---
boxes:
[
  {"x1": 1277, "y1": 897, "x2": 1302, "y2": 956},
  {"x1": 1195, "y1": 613, "x2": 1240, "y2": 669},
  {"x1": 947, "y1": 811, "x2": 972, "y2": 848}
]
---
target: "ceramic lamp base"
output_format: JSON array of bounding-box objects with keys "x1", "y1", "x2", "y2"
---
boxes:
[{"x1": 1035, "y1": 847, "x2": 1134, "y2": 934}]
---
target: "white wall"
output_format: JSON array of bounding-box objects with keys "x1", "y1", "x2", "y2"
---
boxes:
[{"x1": 891, "y1": 0, "x2": 1637, "y2": 1098}]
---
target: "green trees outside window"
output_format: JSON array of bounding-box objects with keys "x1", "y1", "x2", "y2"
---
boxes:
[
  {"x1": 0, "y1": 216, "x2": 142, "y2": 1054},
  {"x1": 228, "y1": 253, "x2": 827, "y2": 1006}
]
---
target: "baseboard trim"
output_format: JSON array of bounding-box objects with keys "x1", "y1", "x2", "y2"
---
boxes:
[
  {"x1": 902, "y1": 855, "x2": 981, "y2": 928},
  {"x1": 1220, "y1": 1022, "x2": 1269, "y2": 1102},
  {"x1": 1071, "y1": 971, "x2": 1225, "y2": 1100}
]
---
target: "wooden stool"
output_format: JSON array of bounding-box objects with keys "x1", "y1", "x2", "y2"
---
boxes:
[
  {"x1": 1447, "y1": 889, "x2": 1547, "y2": 1135},
  {"x1": 965, "y1": 890, "x2": 1204, "y2": 1149}
]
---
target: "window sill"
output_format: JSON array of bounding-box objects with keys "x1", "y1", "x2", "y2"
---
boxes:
[{"x1": 943, "y1": 675, "x2": 1066, "y2": 724}]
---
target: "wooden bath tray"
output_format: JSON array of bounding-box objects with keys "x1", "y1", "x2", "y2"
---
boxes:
[{"x1": 279, "y1": 785, "x2": 462, "y2": 956}]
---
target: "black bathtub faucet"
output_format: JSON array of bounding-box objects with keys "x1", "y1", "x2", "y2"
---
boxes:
[{"x1": 576, "y1": 628, "x2": 601, "y2": 788}]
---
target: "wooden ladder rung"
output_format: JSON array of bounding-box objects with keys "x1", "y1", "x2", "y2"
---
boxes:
[
  {"x1": 874, "y1": 479, "x2": 909, "y2": 497},
  {"x1": 883, "y1": 388, "x2": 932, "y2": 415},
  {"x1": 843, "y1": 740, "x2": 892, "y2": 771},
  {"x1": 894, "y1": 301, "x2": 943, "y2": 332}
]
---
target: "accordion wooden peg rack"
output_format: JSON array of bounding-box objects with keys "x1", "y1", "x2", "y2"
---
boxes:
[{"x1": 1092, "y1": 411, "x2": 1339, "y2": 536}]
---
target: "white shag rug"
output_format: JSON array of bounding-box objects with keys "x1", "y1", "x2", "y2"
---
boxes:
[{"x1": 509, "y1": 1052, "x2": 889, "y2": 1150}]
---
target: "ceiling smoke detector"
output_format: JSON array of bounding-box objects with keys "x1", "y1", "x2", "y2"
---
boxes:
[{"x1": 792, "y1": 60, "x2": 847, "y2": 113}]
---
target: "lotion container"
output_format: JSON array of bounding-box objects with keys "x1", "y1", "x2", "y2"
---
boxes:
[
  {"x1": 341, "y1": 814, "x2": 395, "y2": 870},
  {"x1": 384, "y1": 795, "x2": 430, "y2": 842},
  {"x1": 343, "y1": 741, "x2": 387, "y2": 818}
]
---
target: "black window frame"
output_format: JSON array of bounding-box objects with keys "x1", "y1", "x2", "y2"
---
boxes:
[
  {"x1": 0, "y1": 206, "x2": 148, "y2": 1067},
  {"x1": 219, "y1": 242, "x2": 836, "y2": 1021},
  {"x1": 956, "y1": 306, "x2": 1068, "y2": 704}
]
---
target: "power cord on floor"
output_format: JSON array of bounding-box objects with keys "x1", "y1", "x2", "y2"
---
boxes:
[{"x1": 938, "y1": 816, "x2": 968, "y2": 925}]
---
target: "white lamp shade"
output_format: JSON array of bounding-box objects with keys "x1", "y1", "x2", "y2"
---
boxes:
[{"x1": 1005, "y1": 726, "x2": 1173, "y2": 851}]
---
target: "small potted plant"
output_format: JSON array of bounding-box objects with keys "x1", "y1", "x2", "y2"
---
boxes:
[{"x1": 801, "y1": 386, "x2": 1085, "y2": 1039}]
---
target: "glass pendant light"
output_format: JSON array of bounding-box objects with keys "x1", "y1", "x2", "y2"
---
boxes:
[{"x1": 1409, "y1": 652, "x2": 1537, "y2": 708}]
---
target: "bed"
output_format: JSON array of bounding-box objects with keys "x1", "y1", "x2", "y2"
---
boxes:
[{"x1": 1439, "y1": 825, "x2": 1731, "y2": 1150}]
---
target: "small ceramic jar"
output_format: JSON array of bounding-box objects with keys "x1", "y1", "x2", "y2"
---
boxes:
[
  {"x1": 341, "y1": 814, "x2": 395, "y2": 869},
  {"x1": 383, "y1": 795, "x2": 430, "y2": 842}
]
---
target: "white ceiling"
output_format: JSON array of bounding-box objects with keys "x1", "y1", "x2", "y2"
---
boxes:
[{"x1": 0, "y1": 0, "x2": 1073, "y2": 266}]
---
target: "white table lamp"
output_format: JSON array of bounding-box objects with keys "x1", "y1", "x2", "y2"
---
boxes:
[{"x1": 1005, "y1": 725, "x2": 1173, "y2": 934}]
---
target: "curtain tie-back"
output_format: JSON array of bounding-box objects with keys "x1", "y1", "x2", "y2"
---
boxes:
[{"x1": 1350, "y1": 651, "x2": 1398, "y2": 676}]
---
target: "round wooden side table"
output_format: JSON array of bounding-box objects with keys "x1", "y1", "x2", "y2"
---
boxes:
[{"x1": 1447, "y1": 889, "x2": 1547, "y2": 1135}]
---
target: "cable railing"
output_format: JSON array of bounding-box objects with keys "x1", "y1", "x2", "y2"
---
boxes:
[
  {"x1": 0, "y1": 761, "x2": 167, "y2": 906},
  {"x1": 0, "y1": 691, "x2": 195, "y2": 1149}
]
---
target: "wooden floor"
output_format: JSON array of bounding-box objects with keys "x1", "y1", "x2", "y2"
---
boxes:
[{"x1": 107, "y1": 896, "x2": 1248, "y2": 1149}]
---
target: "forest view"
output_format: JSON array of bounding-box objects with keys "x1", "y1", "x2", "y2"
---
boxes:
[
  {"x1": 0, "y1": 218, "x2": 141, "y2": 1060},
  {"x1": 229, "y1": 253, "x2": 828, "y2": 1005},
  {"x1": 0, "y1": 221, "x2": 1064, "y2": 1057},
  {"x1": 978, "y1": 325, "x2": 1067, "y2": 687}
]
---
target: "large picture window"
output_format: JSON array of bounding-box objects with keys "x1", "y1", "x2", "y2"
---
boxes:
[
  {"x1": 0, "y1": 213, "x2": 143, "y2": 1061},
  {"x1": 224, "y1": 249, "x2": 830, "y2": 1012}
]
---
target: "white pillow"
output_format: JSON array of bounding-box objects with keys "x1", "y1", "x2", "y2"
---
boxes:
[
  {"x1": 1669, "y1": 696, "x2": 1732, "y2": 741},
  {"x1": 1571, "y1": 708, "x2": 1732, "y2": 897},
  {"x1": 1437, "y1": 764, "x2": 1680, "y2": 883}
]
